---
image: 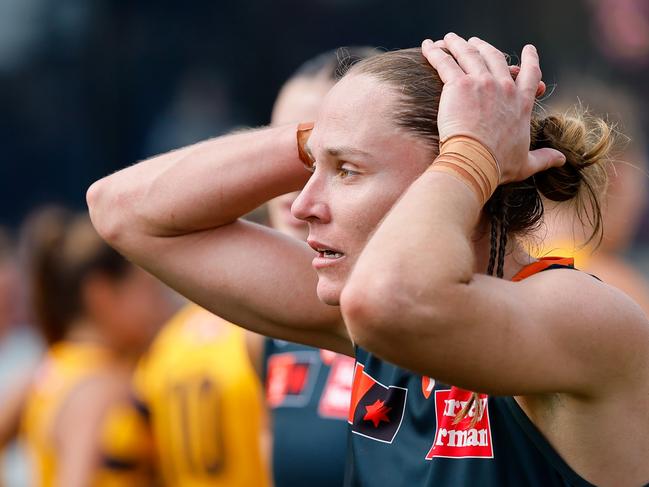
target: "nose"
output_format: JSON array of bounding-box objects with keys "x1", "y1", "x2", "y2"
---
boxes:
[{"x1": 291, "y1": 172, "x2": 331, "y2": 224}]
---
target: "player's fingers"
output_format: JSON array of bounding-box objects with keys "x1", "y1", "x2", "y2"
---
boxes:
[
  {"x1": 521, "y1": 148, "x2": 566, "y2": 180},
  {"x1": 467, "y1": 37, "x2": 510, "y2": 79},
  {"x1": 422, "y1": 39, "x2": 465, "y2": 84},
  {"x1": 442, "y1": 32, "x2": 489, "y2": 76},
  {"x1": 516, "y1": 44, "x2": 543, "y2": 101},
  {"x1": 431, "y1": 39, "x2": 447, "y2": 49},
  {"x1": 509, "y1": 66, "x2": 546, "y2": 97}
]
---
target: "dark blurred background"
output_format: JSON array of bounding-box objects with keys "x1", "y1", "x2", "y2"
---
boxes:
[
  {"x1": 1, "y1": 2, "x2": 649, "y2": 484},
  {"x1": 1, "y1": 0, "x2": 648, "y2": 230}
]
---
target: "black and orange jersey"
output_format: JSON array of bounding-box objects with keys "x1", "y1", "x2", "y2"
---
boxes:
[
  {"x1": 263, "y1": 340, "x2": 354, "y2": 486},
  {"x1": 345, "y1": 258, "x2": 600, "y2": 487},
  {"x1": 133, "y1": 304, "x2": 270, "y2": 487}
]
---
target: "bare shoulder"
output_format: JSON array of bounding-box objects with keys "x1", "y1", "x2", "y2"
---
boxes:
[
  {"x1": 521, "y1": 267, "x2": 647, "y2": 329},
  {"x1": 585, "y1": 254, "x2": 649, "y2": 317},
  {"x1": 517, "y1": 267, "x2": 649, "y2": 392},
  {"x1": 55, "y1": 372, "x2": 128, "y2": 437}
]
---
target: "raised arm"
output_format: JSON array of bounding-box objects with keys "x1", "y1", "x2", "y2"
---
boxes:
[
  {"x1": 341, "y1": 34, "x2": 649, "y2": 396},
  {"x1": 87, "y1": 124, "x2": 351, "y2": 355}
]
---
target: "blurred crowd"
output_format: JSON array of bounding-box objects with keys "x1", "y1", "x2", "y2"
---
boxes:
[{"x1": 1, "y1": 0, "x2": 649, "y2": 486}]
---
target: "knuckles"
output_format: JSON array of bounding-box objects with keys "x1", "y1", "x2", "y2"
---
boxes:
[
  {"x1": 476, "y1": 75, "x2": 497, "y2": 92},
  {"x1": 500, "y1": 79, "x2": 517, "y2": 96},
  {"x1": 454, "y1": 75, "x2": 474, "y2": 90},
  {"x1": 455, "y1": 74, "x2": 521, "y2": 99}
]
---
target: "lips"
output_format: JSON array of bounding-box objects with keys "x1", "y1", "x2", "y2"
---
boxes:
[{"x1": 307, "y1": 239, "x2": 346, "y2": 268}]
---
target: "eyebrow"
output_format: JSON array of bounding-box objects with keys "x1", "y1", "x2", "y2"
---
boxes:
[
  {"x1": 304, "y1": 141, "x2": 370, "y2": 159},
  {"x1": 326, "y1": 146, "x2": 371, "y2": 158}
]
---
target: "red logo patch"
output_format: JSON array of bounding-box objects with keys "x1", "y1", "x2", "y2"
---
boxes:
[
  {"x1": 426, "y1": 388, "x2": 494, "y2": 460},
  {"x1": 319, "y1": 349, "x2": 338, "y2": 366},
  {"x1": 318, "y1": 355, "x2": 355, "y2": 419},
  {"x1": 348, "y1": 363, "x2": 408, "y2": 443},
  {"x1": 266, "y1": 352, "x2": 318, "y2": 408},
  {"x1": 363, "y1": 399, "x2": 392, "y2": 427}
]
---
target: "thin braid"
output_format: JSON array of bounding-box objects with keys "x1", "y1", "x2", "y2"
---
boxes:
[
  {"x1": 496, "y1": 201, "x2": 509, "y2": 278},
  {"x1": 496, "y1": 221, "x2": 508, "y2": 278},
  {"x1": 456, "y1": 196, "x2": 505, "y2": 428},
  {"x1": 487, "y1": 202, "x2": 499, "y2": 276}
]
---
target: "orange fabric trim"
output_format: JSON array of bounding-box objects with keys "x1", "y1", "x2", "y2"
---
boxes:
[
  {"x1": 427, "y1": 135, "x2": 500, "y2": 206},
  {"x1": 297, "y1": 121, "x2": 314, "y2": 168},
  {"x1": 511, "y1": 257, "x2": 575, "y2": 282},
  {"x1": 430, "y1": 162, "x2": 486, "y2": 202}
]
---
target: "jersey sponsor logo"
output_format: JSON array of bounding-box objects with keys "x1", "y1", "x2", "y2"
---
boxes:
[
  {"x1": 319, "y1": 349, "x2": 338, "y2": 366},
  {"x1": 422, "y1": 376, "x2": 435, "y2": 399},
  {"x1": 426, "y1": 388, "x2": 494, "y2": 459},
  {"x1": 266, "y1": 351, "x2": 321, "y2": 408},
  {"x1": 348, "y1": 363, "x2": 407, "y2": 443},
  {"x1": 318, "y1": 354, "x2": 355, "y2": 419}
]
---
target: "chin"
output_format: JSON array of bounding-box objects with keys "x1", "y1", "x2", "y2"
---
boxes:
[{"x1": 316, "y1": 278, "x2": 343, "y2": 306}]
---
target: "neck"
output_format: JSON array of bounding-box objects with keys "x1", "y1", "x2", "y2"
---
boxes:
[
  {"x1": 472, "y1": 224, "x2": 536, "y2": 280},
  {"x1": 66, "y1": 319, "x2": 105, "y2": 344},
  {"x1": 65, "y1": 320, "x2": 140, "y2": 368}
]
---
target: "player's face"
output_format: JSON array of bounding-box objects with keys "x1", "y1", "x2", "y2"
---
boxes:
[
  {"x1": 87, "y1": 266, "x2": 175, "y2": 353},
  {"x1": 292, "y1": 74, "x2": 432, "y2": 305},
  {"x1": 268, "y1": 77, "x2": 333, "y2": 241}
]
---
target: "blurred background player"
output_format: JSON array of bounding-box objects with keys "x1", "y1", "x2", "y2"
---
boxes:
[
  {"x1": 537, "y1": 77, "x2": 649, "y2": 315},
  {"x1": 131, "y1": 303, "x2": 270, "y2": 487},
  {"x1": 261, "y1": 46, "x2": 376, "y2": 487},
  {"x1": 0, "y1": 228, "x2": 43, "y2": 487},
  {"x1": 18, "y1": 206, "x2": 173, "y2": 487}
]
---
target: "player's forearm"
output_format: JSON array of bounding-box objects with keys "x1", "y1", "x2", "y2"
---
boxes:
[
  {"x1": 87, "y1": 124, "x2": 309, "y2": 245},
  {"x1": 341, "y1": 172, "x2": 481, "y2": 349}
]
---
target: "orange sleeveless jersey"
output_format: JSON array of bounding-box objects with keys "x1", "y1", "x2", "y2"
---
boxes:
[
  {"x1": 21, "y1": 342, "x2": 150, "y2": 487},
  {"x1": 133, "y1": 304, "x2": 270, "y2": 487}
]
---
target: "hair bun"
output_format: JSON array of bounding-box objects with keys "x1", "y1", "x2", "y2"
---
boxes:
[{"x1": 530, "y1": 113, "x2": 612, "y2": 203}]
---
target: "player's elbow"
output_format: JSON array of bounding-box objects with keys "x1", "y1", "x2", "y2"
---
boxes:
[
  {"x1": 340, "y1": 281, "x2": 388, "y2": 351},
  {"x1": 341, "y1": 273, "x2": 459, "y2": 355},
  {"x1": 341, "y1": 275, "x2": 425, "y2": 351},
  {"x1": 86, "y1": 176, "x2": 136, "y2": 247}
]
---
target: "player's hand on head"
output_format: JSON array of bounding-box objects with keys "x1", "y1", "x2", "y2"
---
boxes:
[
  {"x1": 426, "y1": 39, "x2": 547, "y2": 98},
  {"x1": 421, "y1": 33, "x2": 565, "y2": 185}
]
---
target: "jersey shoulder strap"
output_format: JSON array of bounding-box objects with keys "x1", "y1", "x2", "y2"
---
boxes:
[{"x1": 512, "y1": 257, "x2": 574, "y2": 282}]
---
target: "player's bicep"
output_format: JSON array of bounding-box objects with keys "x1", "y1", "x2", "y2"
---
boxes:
[
  {"x1": 124, "y1": 220, "x2": 351, "y2": 354},
  {"x1": 440, "y1": 270, "x2": 649, "y2": 396},
  {"x1": 370, "y1": 269, "x2": 648, "y2": 396}
]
